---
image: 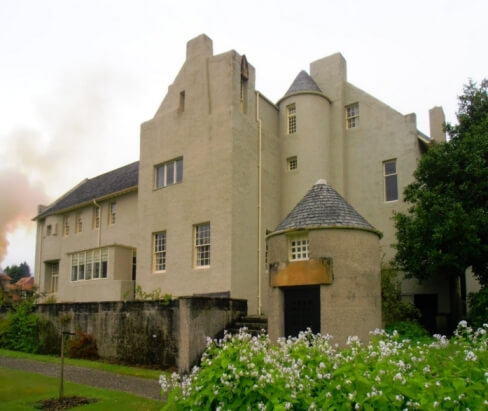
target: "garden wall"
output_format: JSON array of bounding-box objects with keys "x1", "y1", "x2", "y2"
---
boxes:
[{"x1": 35, "y1": 297, "x2": 247, "y2": 372}]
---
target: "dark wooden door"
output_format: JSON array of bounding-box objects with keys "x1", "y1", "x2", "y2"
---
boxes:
[{"x1": 284, "y1": 286, "x2": 320, "y2": 337}]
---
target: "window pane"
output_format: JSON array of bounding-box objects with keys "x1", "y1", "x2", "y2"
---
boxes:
[
  {"x1": 166, "y1": 162, "x2": 174, "y2": 185},
  {"x1": 385, "y1": 160, "x2": 396, "y2": 175},
  {"x1": 157, "y1": 165, "x2": 165, "y2": 188},
  {"x1": 176, "y1": 159, "x2": 183, "y2": 183},
  {"x1": 385, "y1": 175, "x2": 398, "y2": 201}
]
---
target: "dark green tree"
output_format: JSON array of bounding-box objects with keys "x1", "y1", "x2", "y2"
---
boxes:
[
  {"x1": 394, "y1": 79, "x2": 488, "y2": 329},
  {"x1": 4, "y1": 262, "x2": 31, "y2": 284}
]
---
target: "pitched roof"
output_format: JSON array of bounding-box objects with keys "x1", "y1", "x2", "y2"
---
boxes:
[
  {"x1": 285, "y1": 70, "x2": 322, "y2": 96},
  {"x1": 36, "y1": 161, "x2": 139, "y2": 218},
  {"x1": 273, "y1": 179, "x2": 378, "y2": 234},
  {"x1": 11, "y1": 276, "x2": 34, "y2": 291}
]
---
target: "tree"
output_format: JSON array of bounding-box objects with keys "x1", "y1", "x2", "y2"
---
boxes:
[
  {"x1": 4, "y1": 262, "x2": 31, "y2": 284},
  {"x1": 394, "y1": 79, "x2": 488, "y2": 329}
]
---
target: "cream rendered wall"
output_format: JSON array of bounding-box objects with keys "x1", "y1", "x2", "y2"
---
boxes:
[
  {"x1": 343, "y1": 84, "x2": 423, "y2": 262},
  {"x1": 138, "y1": 36, "x2": 235, "y2": 301},
  {"x1": 35, "y1": 191, "x2": 138, "y2": 302},
  {"x1": 278, "y1": 92, "x2": 331, "y2": 218}
]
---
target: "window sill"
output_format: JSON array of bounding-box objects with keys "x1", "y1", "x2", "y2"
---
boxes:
[{"x1": 194, "y1": 265, "x2": 210, "y2": 270}]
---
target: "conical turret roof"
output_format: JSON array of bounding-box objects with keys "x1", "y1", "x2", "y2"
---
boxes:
[
  {"x1": 284, "y1": 70, "x2": 322, "y2": 96},
  {"x1": 273, "y1": 180, "x2": 378, "y2": 234}
]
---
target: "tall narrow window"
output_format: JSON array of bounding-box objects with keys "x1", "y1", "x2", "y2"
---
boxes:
[
  {"x1": 153, "y1": 232, "x2": 167, "y2": 272},
  {"x1": 109, "y1": 202, "x2": 116, "y2": 225},
  {"x1": 384, "y1": 159, "x2": 398, "y2": 202},
  {"x1": 71, "y1": 254, "x2": 78, "y2": 281},
  {"x1": 287, "y1": 156, "x2": 298, "y2": 171},
  {"x1": 289, "y1": 234, "x2": 309, "y2": 261},
  {"x1": 50, "y1": 262, "x2": 59, "y2": 293},
  {"x1": 46, "y1": 225, "x2": 52, "y2": 236},
  {"x1": 86, "y1": 251, "x2": 92, "y2": 280},
  {"x1": 101, "y1": 248, "x2": 108, "y2": 278},
  {"x1": 287, "y1": 104, "x2": 297, "y2": 134},
  {"x1": 76, "y1": 213, "x2": 83, "y2": 233},
  {"x1": 155, "y1": 158, "x2": 183, "y2": 189},
  {"x1": 179, "y1": 91, "x2": 185, "y2": 112},
  {"x1": 93, "y1": 207, "x2": 100, "y2": 229},
  {"x1": 194, "y1": 223, "x2": 210, "y2": 267},
  {"x1": 63, "y1": 216, "x2": 70, "y2": 236},
  {"x1": 346, "y1": 103, "x2": 359, "y2": 129}
]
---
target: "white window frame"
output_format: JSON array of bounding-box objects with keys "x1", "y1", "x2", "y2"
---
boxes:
[
  {"x1": 76, "y1": 213, "x2": 83, "y2": 233},
  {"x1": 287, "y1": 104, "x2": 297, "y2": 134},
  {"x1": 63, "y1": 216, "x2": 70, "y2": 236},
  {"x1": 50, "y1": 262, "x2": 59, "y2": 293},
  {"x1": 153, "y1": 231, "x2": 167, "y2": 272},
  {"x1": 194, "y1": 223, "x2": 210, "y2": 268},
  {"x1": 109, "y1": 202, "x2": 116, "y2": 225},
  {"x1": 384, "y1": 159, "x2": 398, "y2": 202},
  {"x1": 71, "y1": 248, "x2": 108, "y2": 281},
  {"x1": 289, "y1": 233, "x2": 309, "y2": 261},
  {"x1": 93, "y1": 207, "x2": 100, "y2": 229},
  {"x1": 155, "y1": 157, "x2": 183, "y2": 189},
  {"x1": 346, "y1": 102, "x2": 359, "y2": 129},
  {"x1": 287, "y1": 156, "x2": 298, "y2": 171}
]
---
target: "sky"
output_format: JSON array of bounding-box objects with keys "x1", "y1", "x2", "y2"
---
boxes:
[{"x1": 0, "y1": 0, "x2": 486, "y2": 272}]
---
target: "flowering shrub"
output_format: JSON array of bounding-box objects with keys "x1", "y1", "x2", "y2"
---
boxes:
[
  {"x1": 161, "y1": 321, "x2": 488, "y2": 410},
  {"x1": 67, "y1": 330, "x2": 98, "y2": 360}
]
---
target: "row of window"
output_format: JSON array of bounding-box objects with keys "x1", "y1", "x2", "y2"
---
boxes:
[
  {"x1": 71, "y1": 248, "x2": 108, "y2": 281},
  {"x1": 286, "y1": 102, "x2": 360, "y2": 135},
  {"x1": 46, "y1": 202, "x2": 117, "y2": 237},
  {"x1": 153, "y1": 223, "x2": 210, "y2": 272}
]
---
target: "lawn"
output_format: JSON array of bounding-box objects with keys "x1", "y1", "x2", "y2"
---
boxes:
[
  {"x1": 0, "y1": 367, "x2": 163, "y2": 410},
  {"x1": 0, "y1": 348, "x2": 163, "y2": 380}
]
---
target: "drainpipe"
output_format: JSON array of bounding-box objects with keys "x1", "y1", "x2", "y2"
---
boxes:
[
  {"x1": 92, "y1": 200, "x2": 101, "y2": 248},
  {"x1": 256, "y1": 91, "x2": 263, "y2": 316}
]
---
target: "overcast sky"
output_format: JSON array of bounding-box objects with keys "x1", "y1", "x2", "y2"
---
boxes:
[{"x1": 0, "y1": 0, "x2": 486, "y2": 271}]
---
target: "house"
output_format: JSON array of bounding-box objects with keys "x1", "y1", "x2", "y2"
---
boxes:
[{"x1": 33, "y1": 34, "x2": 476, "y2": 336}]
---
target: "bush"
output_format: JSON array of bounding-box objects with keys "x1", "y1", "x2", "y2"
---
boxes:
[
  {"x1": 67, "y1": 330, "x2": 98, "y2": 360},
  {"x1": 36, "y1": 315, "x2": 61, "y2": 355},
  {"x1": 161, "y1": 323, "x2": 488, "y2": 410},
  {"x1": 0, "y1": 300, "x2": 38, "y2": 353},
  {"x1": 381, "y1": 266, "x2": 419, "y2": 325},
  {"x1": 385, "y1": 320, "x2": 430, "y2": 341},
  {"x1": 468, "y1": 286, "x2": 488, "y2": 329}
]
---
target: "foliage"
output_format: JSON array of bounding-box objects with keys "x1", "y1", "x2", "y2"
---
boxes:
[
  {"x1": 67, "y1": 330, "x2": 99, "y2": 360},
  {"x1": 468, "y1": 286, "x2": 488, "y2": 329},
  {"x1": 42, "y1": 294, "x2": 57, "y2": 304},
  {"x1": 381, "y1": 266, "x2": 419, "y2": 325},
  {"x1": 385, "y1": 321, "x2": 429, "y2": 341},
  {"x1": 36, "y1": 315, "x2": 61, "y2": 355},
  {"x1": 0, "y1": 300, "x2": 38, "y2": 353},
  {"x1": 135, "y1": 285, "x2": 172, "y2": 304},
  {"x1": 161, "y1": 323, "x2": 488, "y2": 410},
  {"x1": 4, "y1": 261, "x2": 31, "y2": 283},
  {"x1": 394, "y1": 79, "x2": 488, "y2": 286}
]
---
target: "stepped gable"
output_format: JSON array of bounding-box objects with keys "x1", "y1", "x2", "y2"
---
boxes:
[
  {"x1": 273, "y1": 179, "x2": 377, "y2": 233},
  {"x1": 284, "y1": 70, "x2": 322, "y2": 96},
  {"x1": 37, "y1": 161, "x2": 139, "y2": 218}
]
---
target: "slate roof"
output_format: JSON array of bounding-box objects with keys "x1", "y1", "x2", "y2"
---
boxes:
[
  {"x1": 285, "y1": 70, "x2": 322, "y2": 96},
  {"x1": 36, "y1": 161, "x2": 139, "y2": 218},
  {"x1": 273, "y1": 179, "x2": 378, "y2": 234}
]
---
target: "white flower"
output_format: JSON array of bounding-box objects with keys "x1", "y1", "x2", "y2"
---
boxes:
[{"x1": 465, "y1": 350, "x2": 477, "y2": 361}]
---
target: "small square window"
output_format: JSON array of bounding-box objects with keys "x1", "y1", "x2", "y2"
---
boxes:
[
  {"x1": 287, "y1": 156, "x2": 298, "y2": 171},
  {"x1": 346, "y1": 103, "x2": 359, "y2": 129},
  {"x1": 289, "y1": 234, "x2": 309, "y2": 261}
]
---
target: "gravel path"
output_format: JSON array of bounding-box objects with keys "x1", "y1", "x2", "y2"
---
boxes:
[{"x1": 0, "y1": 356, "x2": 163, "y2": 400}]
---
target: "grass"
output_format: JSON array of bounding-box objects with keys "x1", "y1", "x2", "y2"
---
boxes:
[
  {"x1": 0, "y1": 349, "x2": 164, "y2": 380},
  {"x1": 0, "y1": 367, "x2": 163, "y2": 410}
]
